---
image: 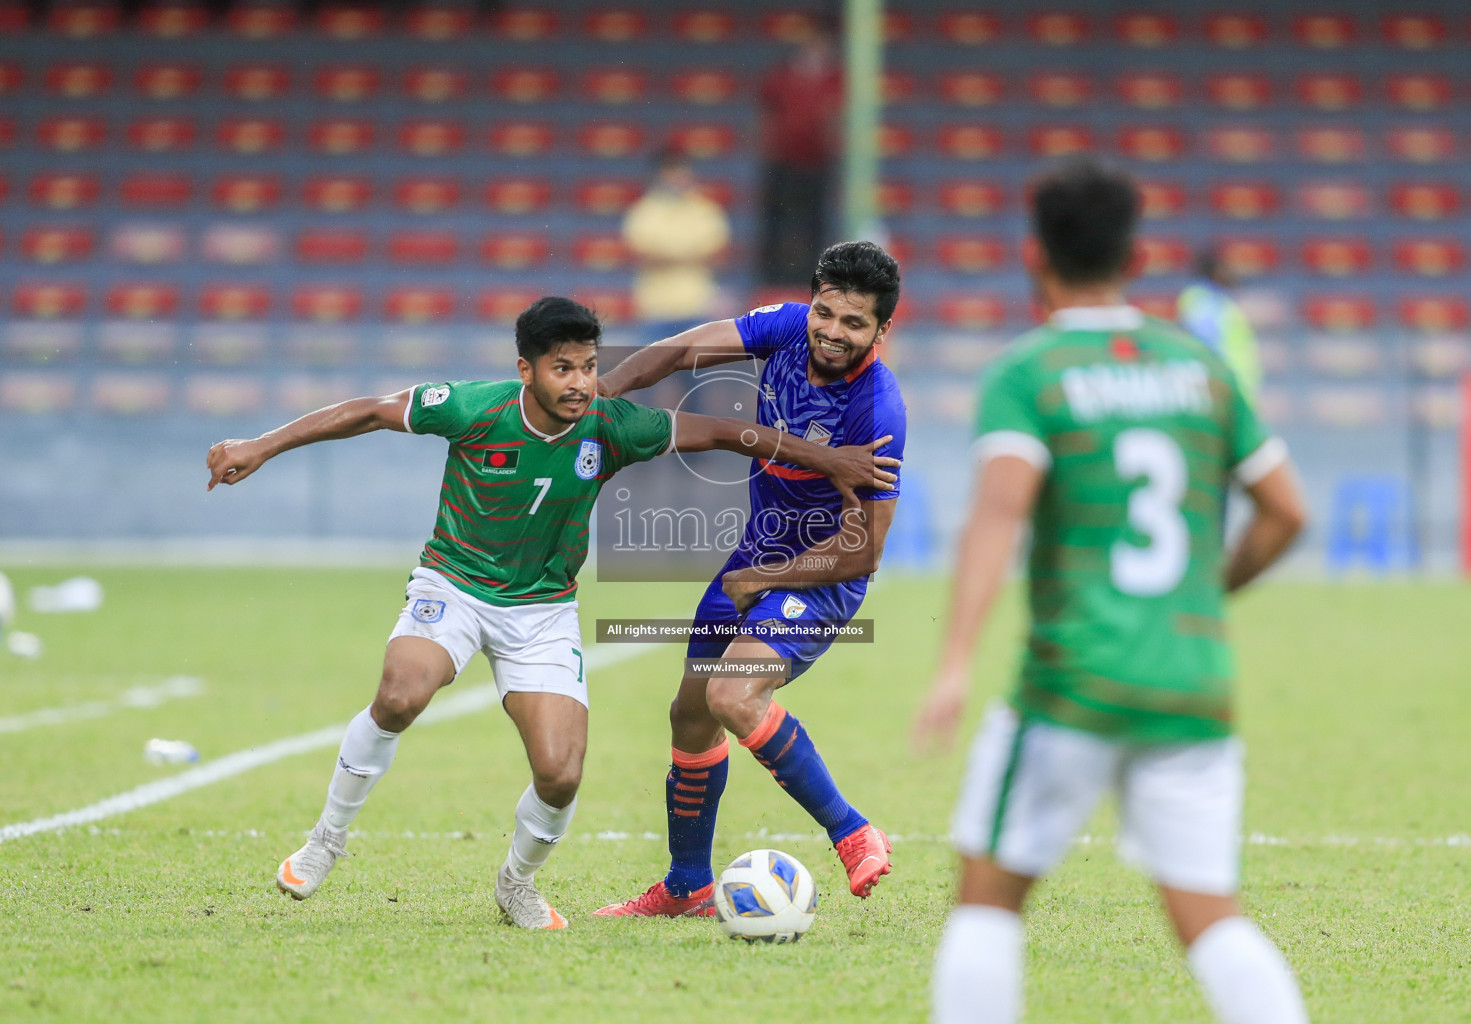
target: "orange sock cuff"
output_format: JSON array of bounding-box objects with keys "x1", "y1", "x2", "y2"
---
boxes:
[
  {"x1": 739, "y1": 702, "x2": 788, "y2": 750},
  {"x1": 672, "y1": 738, "x2": 729, "y2": 770}
]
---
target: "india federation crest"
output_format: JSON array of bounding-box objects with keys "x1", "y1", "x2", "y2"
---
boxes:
[
  {"x1": 575, "y1": 438, "x2": 602, "y2": 480},
  {"x1": 781, "y1": 594, "x2": 808, "y2": 619}
]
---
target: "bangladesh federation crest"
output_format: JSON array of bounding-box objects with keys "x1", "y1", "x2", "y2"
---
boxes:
[{"x1": 575, "y1": 438, "x2": 602, "y2": 480}]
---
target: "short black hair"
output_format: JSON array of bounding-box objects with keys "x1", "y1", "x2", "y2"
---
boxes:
[
  {"x1": 810, "y1": 240, "x2": 902, "y2": 324},
  {"x1": 1030, "y1": 157, "x2": 1140, "y2": 285},
  {"x1": 515, "y1": 296, "x2": 601, "y2": 362}
]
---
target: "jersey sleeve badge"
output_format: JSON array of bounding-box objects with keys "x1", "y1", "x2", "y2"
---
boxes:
[
  {"x1": 575, "y1": 438, "x2": 603, "y2": 480},
  {"x1": 421, "y1": 385, "x2": 450, "y2": 407}
]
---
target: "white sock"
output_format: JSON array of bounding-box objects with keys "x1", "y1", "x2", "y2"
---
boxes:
[
  {"x1": 932, "y1": 905, "x2": 1024, "y2": 1024},
  {"x1": 504, "y1": 784, "x2": 577, "y2": 880},
  {"x1": 1188, "y1": 916, "x2": 1310, "y2": 1024},
  {"x1": 321, "y1": 707, "x2": 401, "y2": 832}
]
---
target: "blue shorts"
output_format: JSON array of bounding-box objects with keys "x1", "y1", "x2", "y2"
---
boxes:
[{"x1": 685, "y1": 573, "x2": 868, "y2": 679}]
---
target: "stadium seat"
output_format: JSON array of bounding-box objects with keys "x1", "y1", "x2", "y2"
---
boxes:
[
  {"x1": 875, "y1": 181, "x2": 913, "y2": 216},
  {"x1": 1027, "y1": 72, "x2": 1091, "y2": 108},
  {"x1": 211, "y1": 175, "x2": 283, "y2": 213},
  {"x1": 1390, "y1": 183, "x2": 1461, "y2": 221},
  {"x1": 38, "y1": 116, "x2": 105, "y2": 152},
  {"x1": 671, "y1": 70, "x2": 737, "y2": 106},
  {"x1": 572, "y1": 234, "x2": 629, "y2": 271},
  {"x1": 1138, "y1": 180, "x2": 1188, "y2": 218},
  {"x1": 1206, "y1": 73, "x2": 1272, "y2": 111},
  {"x1": 199, "y1": 284, "x2": 272, "y2": 321},
  {"x1": 284, "y1": 327, "x2": 357, "y2": 365},
  {"x1": 1304, "y1": 295, "x2": 1376, "y2": 331},
  {"x1": 1386, "y1": 74, "x2": 1451, "y2": 112},
  {"x1": 98, "y1": 322, "x2": 176, "y2": 362},
  {"x1": 0, "y1": 119, "x2": 14, "y2": 147},
  {"x1": 582, "y1": 69, "x2": 646, "y2": 105},
  {"x1": 127, "y1": 116, "x2": 195, "y2": 152},
  {"x1": 484, "y1": 178, "x2": 553, "y2": 214},
  {"x1": 106, "y1": 283, "x2": 180, "y2": 320},
  {"x1": 1206, "y1": 127, "x2": 1275, "y2": 163},
  {"x1": 393, "y1": 177, "x2": 461, "y2": 213},
  {"x1": 1386, "y1": 127, "x2": 1455, "y2": 163},
  {"x1": 938, "y1": 294, "x2": 1010, "y2": 329},
  {"x1": 1296, "y1": 74, "x2": 1362, "y2": 111},
  {"x1": 186, "y1": 375, "x2": 266, "y2": 416},
  {"x1": 225, "y1": 64, "x2": 290, "y2": 102},
  {"x1": 938, "y1": 180, "x2": 1006, "y2": 217},
  {"x1": 92, "y1": 373, "x2": 172, "y2": 415},
  {"x1": 480, "y1": 233, "x2": 550, "y2": 269},
  {"x1": 584, "y1": 9, "x2": 646, "y2": 42},
  {"x1": 698, "y1": 181, "x2": 735, "y2": 208},
  {"x1": 48, "y1": 2, "x2": 119, "y2": 37},
  {"x1": 879, "y1": 124, "x2": 914, "y2": 158},
  {"x1": 936, "y1": 237, "x2": 1006, "y2": 273},
  {"x1": 45, "y1": 61, "x2": 113, "y2": 97},
  {"x1": 762, "y1": 11, "x2": 817, "y2": 43},
  {"x1": 494, "y1": 7, "x2": 558, "y2": 40},
  {"x1": 1028, "y1": 126, "x2": 1091, "y2": 158},
  {"x1": 315, "y1": 65, "x2": 380, "y2": 102},
  {"x1": 29, "y1": 172, "x2": 100, "y2": 209},
  {"x1": 669, "y1": 124, "x2": 735, "y2": 159},
  {"x1": 404, "y1": 4, "x2": 472, "y2": 41},
  {"x1": 1302, "y1": 238, "x2": 1372, "y2": 276},
  {"x1": 404, "y1": 67, "x2": 467, "y2": 103},
  {"x1": 1297, "y1": 127, "x2": 1366, "y2": 163},
  {"x1": 1136, "y1": 236, "x2": 1190, "y2": 276},
  {"x1": 1026, "y1": 12, "x2": 1090, "y2": 46},
  {"x1": 304, "y1": 176, "x2": 371, "y2": 212},
  {"x1": 217, "y1": 118, "x2": 286, "y2": 154},
  {"x1": 571, "y1": 289, "x2": 632, "y2": 324},
  {"x1": 388, "y1": 230, "x2": 458, "y2": 265},
  {"x1": 1398, "y1": 296, "x2": 1469, "y2": 332},
  {"x1": 672, "y1": 10, "x2": 734, "y2": 44},
  {"x1": 1382, "y1": 14, "x2": 1446, "y2": 49},
  {"x1": 882, "y1": 10, "x2": 911, "y2": 43},
  {"x1": 292, "y1": 286, "x2": 364, "y2": 323},
  {"x1": 119, "y1": 173, "x2": 191, "y2": 208},
  {"x1": 1216, "y1": 237, "x2": 1281, "y2": 278},
  {"x1": 0, "y1": 372, "x2": 77, "y2": 414},
  {"x1": 575, "y1": 179, "x2": 641, "y2": 215},
  {"x1": 489, "y1": 121, "x2": 555, "y2": 156},
  {"x1": 1131, "y1": 293, "x2": 1179, "y2": 319},
  {"x1": 139, "y1": 2, "x2": 207, "y2": 38},
  {"x1": 1118, "y1": 126, "x2": 1186, "y2": 162},
  {"x1": 1294, "y1": 14, "x2": 1357, "y2": 48},
  {"x1": 398, "y1": 119, "x2": 465, "y2": 156},
  {"x1": 1393, "y1": 239, "x2": 1465, "y2": 277},
  {"x1": 579, "y1": 121, "x2": 645, "y2": 158},
  {"x1": 0, "y1": 3, "x2": 25, "y2": 32},
  {"x1": 21, "y1": 227, "x2": 95, "y2": 264},
  {"x1": 309, "y1": 119, "x2": 375, "y2": 155},
  {"x1": 1300, "y1": 182, "x2": 1371, "y2": 220},
  {"x1": 1115, "y1": 12, "x2": 1177, "y2": 47},
  {"x1": 316, "y1": 4, "x2": 384, "y2": 40},
  {"x1": 938, "y1": 72, "x2": 1004, "y2": 108},
  {"x1": 228, "y1": 2, "x2": 295, "y2": 38},
  {"x1": 135, "y1": 63, "x2": 201, "y2": 99},
  {"x1": 201, "y1": 224, "x2": 280, "y2": 264},
  {"x1": 938, "y1": 12, "x2": 1001, "y2": 45},
  {"x1": 386, "y1": 287, "x2": 455, "y2": 323},
  {"x1": 1116, "y1": 72, "x2": 1182, "y2": 109},
  {"x1": 297, "y1": 229, "x2": 370, "y2": 264},
  {"x1": 1210, "y1": 182, "x2": 1280, "y2": 219},
  {"x1": 12, "y1": 282, "x2": 87, "y2": 320},
  {"x1": 493, "y1": 68, "x2": 559, "y2": 103},
  {"x1": 940, "y1": 124, "x2": 1005, "y2": 159},
  {"x1": 881, "y1": 71, "x2": 915, "y2": 105},
  {"x1": 1204, "y1": 13, "x2": 1266, "y2": 48},
  {"x1": 0, "y1": 61, "x2": 20, "y2": 93},
  {"x1": 477, "y1": 288, "x2": 543, "y2": 322},
  {"x1": 110, "y1": 224, "x2": 187, "y2": 265}
]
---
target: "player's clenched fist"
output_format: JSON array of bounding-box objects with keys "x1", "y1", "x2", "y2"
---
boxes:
[
  {"x1": 206, "y1": 438, "x2": 269, "y2": 490},
  {"x1": 821, "y1": 434, "x2": 900, "y2": 499}
]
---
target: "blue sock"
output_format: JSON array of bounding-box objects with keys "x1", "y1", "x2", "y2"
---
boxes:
[
  {"x1": 741, "y1": 703, "x2": 867, "y2": 844},
  {"x1": 662, "y1": 740, "x2": 729, "y2": 898}
]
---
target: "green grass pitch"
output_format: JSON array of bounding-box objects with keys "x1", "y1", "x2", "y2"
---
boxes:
[{"x1": 1, "y1": 568, "x2": 1467, "y2": 1022}]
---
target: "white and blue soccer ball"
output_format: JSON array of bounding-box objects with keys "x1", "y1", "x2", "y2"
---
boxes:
[{"x1": 713, "y1": 849, "x2": 817, "y2": 943}]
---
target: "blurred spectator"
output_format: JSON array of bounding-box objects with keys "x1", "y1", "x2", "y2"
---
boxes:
[
  {"x1": 1177, "y1": 247, "x2": 1262, "y2": 403},
  {"x1": 622, "y1": 147, "x2": 731, "y2": 340},
  {"x1": 756, "y1": 18, "x2": 844, "y2": 286}
]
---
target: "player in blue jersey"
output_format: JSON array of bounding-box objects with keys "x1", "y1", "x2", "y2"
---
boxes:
[{"x1": 593, "y1": 241, "x2": 907, "y2": 916}]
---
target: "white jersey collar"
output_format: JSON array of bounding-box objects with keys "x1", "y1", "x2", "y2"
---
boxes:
[
  {"x1": 518, "y1": 385, "x2": 577, "y2": 442},
  {"x1": 1048, "y1": 305, "x2": 1145, "y2": 332}
]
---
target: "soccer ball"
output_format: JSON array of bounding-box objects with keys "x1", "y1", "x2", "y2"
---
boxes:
[{"x1": 713, "y1": 849, "x2": 817, "y2": 943}]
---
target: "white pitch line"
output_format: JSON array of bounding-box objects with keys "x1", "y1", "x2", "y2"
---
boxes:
[
  {"x1": 0, "y1": 676, "x2": 205, "y2": 736},
  {"x1": 0, "y1": 645, "x2": 656, "y2": 844}
]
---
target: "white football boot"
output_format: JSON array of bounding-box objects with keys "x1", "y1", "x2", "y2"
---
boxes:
[
  {"x1": 495, "y1": 864, "x2": 568, "y2": 929},
  {"x1": 276, "y1": 820, "x2": 349, "y2": 900}
]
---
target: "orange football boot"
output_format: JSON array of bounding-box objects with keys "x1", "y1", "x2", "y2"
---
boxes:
[
  {"x1": 594, "y1": 880, "x2": 717, "y2": 917},
  {"x1": 834, "y1": 824, "x2": 891, "y2": 897}
]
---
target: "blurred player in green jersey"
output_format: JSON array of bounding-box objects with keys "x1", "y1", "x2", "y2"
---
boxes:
[
  {"x1": 206, "y1": 296, "x2": 898, "y2": 930},
  {"x1": 914, "y1": 159, "x2": 1310, "y2": 1023}
]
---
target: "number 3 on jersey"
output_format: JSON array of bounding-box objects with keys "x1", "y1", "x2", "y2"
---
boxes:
[
  {"x1": 529, "y1": 477, "x2": 553, "y2": 515},
  {"x1": 1111, "y1": 429, "x2": 1188, "y2": 597}
]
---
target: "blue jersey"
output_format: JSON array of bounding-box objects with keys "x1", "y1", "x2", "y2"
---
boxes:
[{"x1": 730, "y1": 301, "x2": 907, "y2": 580}]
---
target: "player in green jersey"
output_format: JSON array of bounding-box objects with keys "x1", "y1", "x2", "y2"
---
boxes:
[
  {"x1": 913, "y1": 159, "x2": 1311, "y2": 1022},
  {"x1": 205, "y1": 296, "x2": 898, "y2": 929}
]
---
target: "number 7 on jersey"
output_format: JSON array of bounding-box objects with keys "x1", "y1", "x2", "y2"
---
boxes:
[{"x1": 529, "y1": 477, "x2": 553, "y2": 515}]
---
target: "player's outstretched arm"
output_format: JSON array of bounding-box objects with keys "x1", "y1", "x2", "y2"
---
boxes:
[
  {"x1": 670, "y1": 413, "x2": 900, "y2": 499},
  {"x1": 206, "y1": 389, "x2": 412, "y2": 490},
  {"x1": 913, "y1": 455, "x2": 1044, "y2": 752},
  {"x1": 1226, "y1": 459, "x2": 1307, "y2": 593},
  {"x1": 595, "y1": 320, "x2": 750, "y2": 399}
]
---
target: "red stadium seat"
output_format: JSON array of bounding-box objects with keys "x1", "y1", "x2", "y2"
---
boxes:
[
  {"x1": 1302, "y1": 238, "x2": 1372, "y2": 276},
  {"x1": 1118, "y1": 126, "x2": 1185, "y2": 162},
  {"x1": 0, "y1": 119, "x2": 14, "y2": 147},
  {"x1": 1303, "y1": 295, "x2": 1376, "y2": 331},
  {"x1": 92, "y1": 374, "x2": 172, "y2": 415},
  {"x1": 45, "y1": 62, "x2": 113, "y2": 97},
  {"x1": 495, "y1": 8, "x2": 559, "y2": 41},
  {"x1": 186, "y1": 376, "x2": 266, "y2": 417},
  {"x1": 1138, "y1": 180, "x2": 1188, "y2": 219},
  {"x1": 762, "y1": 11, "x2": 817, "y2": 43},
  {"x1": 1386, "y1": 127, "x2": 1455, "y2": 164},
  {"x1": 883, "y1": 234, "x2": 915, "y2": 267},
  {"x1": 389, "y1": 231, "x2": 459, "y2": 266},
  {"x1": 1293, "y1": 14, "x2": 1357, "y2": 48},
  {"x1": 0, "y1": 62, "x2": 21, "y2": 93},
  {"x1": 308, "y1": 119, "x2": 374, "y2": 155},
  {"x1": 386, "y1": 288, "x2": 455, "y2": 323},
  {"x1": 1393, "y1": 239, "x2": 1465, "y2": 277},
  {"x1": 878, "y1": 124, "x2": 913, "y2": 158},
  {"x1": 0, "y1": 3, "x2": 27, "y2": 32},
  {"x1": 477, "y1": 288, "x2": 543, "y2": 322},
  {"x1": 394, "y1": 177, "x2": 461, "y2": 213},
  {"x1": 108, "y1": 225, "x2": 185, "y2": 264},
  {"x1": 1028, "y1": 125, "x2": 1091, "y2": 157},
  {"x1": 881, "y1": 71, "x2": 916, "y2": 105},
  {"x1": 488, "y1": 121, "x2": 555, "y2": 156},
  {"x1": 575, "y1": 179, "x2": 641, "y2": 215},
  {"x1": 217, "y1": 118, "x2": 285, "y2": 154},
  {"x1": 1115, "y1": 13, "x2": 1177, "y2": 47},
  {"x1": 1382, "y1": 15, "x2": 1446, "y2": 49},
  {"x1": 405, "y1": 4, "x2": 473, "y2": 41},
  {"x1": 573, "y1": 235, "x2": 629, "y2": 270},
  {"x1": 139, "y1": 3, "x2": 207, "y2": 38},
  {"x1": 22, "y1": 227, "x2": 94, "y2": 264},
  {"x1": 107, "y1": 283, "x2": 179, "y2": 320},
  {"x1": 201, "y1": 224, "x2": 280, "y2": 264},
  {"x1": 938, "y1": 12, "x2": 1001, "y2": 45},
  {"x1": 672, "y1": 10, "x2": 735, "y2": 44},
  {"x1": 316, "y1": 5, "x2": 384, "y2": 40},
  {"x1": 939, "y1": 294, "x2": 1010, "y2": 329},
  {"x1": 1299, "y1": 182, "x2": 1372, "y2": 220},
  {"x1": 13, "y1": 282, "x2": 87, "y2": 319},
  {"x1": 48, "y1": 3, "x2": 119, "y2": 37},
  {"x1": 480, "y1": 233, "x2": 550, "y2": 269},
  {"x1": 1386, "y1": 74, "x2": 1452, "y2": 111},
  {"x1": 1204, "y1": 13, "x2": 1266, "y2": 48},
  {"x1": 572, "y1": 289, "x2": 633, "y2": 325},
  {"x1": 228, "y1": 2, "x2": 295, "y2": 38},
  {"x1": 698, "y1": 181, "x2": 735, "y2": 208},
  {"x1": 1215, "y1": 237, "x2": 1280, "y2": 278},
  {"x1": 1027, "y1": 72, "x2": 1090, "y2": 108},
  {"x1": 1205, "y1": 127, "x2": 1275, "y2": 163},
  {"x1": 315, "y1": 65, "x2": 380, "y2": 102},
  {"x1": 1026, "y1": 12, "x2": 1089, "y2": 45},
  {"x1": 939, "y1": 180, "x2": 1006, "y2": 217},
  {"x1": 127, "y1": 117, "x2": 195, "y2": 152},
  {"x1": 672, "y1": 70, "x2": 737, "y2": 105},
  {"x1": 398, "y1": 119, "x2": 464, "y2": 156},
  {"x1": 0, "y1": 372, "x2": 77, "y2": 414},
  {"x1": 38, "y1": 116, "x2": 105, "y2": 152},
  {"x1": 119, "y1": 173, "x2": 191, "y2": 207},
  {"x1": 1297, "y1": 127, "x2": 1366, "y2": 163},
  {"x1": 484, "y1": 178, "x2": 553, "y2": 213},
  {"x1": 668, "y1": 124, "x2": 734, "y2": 159},
  {"x1": 493, "y1": 68, "x2": 559, "y2": 103},
  {"x1": 1116, "y1": 72, "x2": 1182, "y2": 109},
  {"x1": 1209, "y1": 182, "x2": 1280, "y2": 219},
  {"x1": 578, "y1": 121, "x2": 645, "y2": 158},
  {"x1": 224, "y1": 64, "x2": 290, "y2": 102},
  {"x1": 304, "y1": 176, "x2": 372, "y2": 212},
  {"x1": 882, "y1": 11, "x2": 912, "y2": 42},
  {"x1": 297, "y1": 229, "x2": 369, "y2": 264},
  {"x1": 1206, "y1": 73, "x2": 1272, "y2": 111},
  {"x1": 584, "y1": 9, "x2": 645, "y2": 42},
  {"x1": 292, "y1": 286, "x2": 363, "y2": 323},
  {"x1": 1135, "y1": 236, "x2": 1190, "y2": 275},
  {"x1": 1296, "y1": 74, "x2": 1361, "y2": 111},
  {"x1": 135, "y1": 63, "x2": 201, "y2": 99},
  {"x1": 938, "y1": 72, "x2": 1004, "y2": 108},
  {"x1": 1391, "y1": 183, "x2": 1461, "y2": 221},
  {"x1": 211, "y1": 175, "x2": 282, "y2": 213},
  {"x1": 583, "y1": 69, "x2": 647, "y2": 105},
  {"x1": 875, "y1": 181, "x2": 913, "y2": 215},
  {"x1": 939, "y1": 124, "x2": 1005, "y2": 159},
  {"x1": 29, "y1": 173, "x2": 99, "y2": 209},
  {"x1": 199, "y1": 284, "x2": 272, "y2": 321},
  {"x1": 936, "y1": 237, "x2": 1006, "y2": 272},
  {"x1": 404, "y1": 67, "x2": 467, "y2": 103},
  {"x1": 1399, "y1": 296, "x2": 1469, "y2": 332}
]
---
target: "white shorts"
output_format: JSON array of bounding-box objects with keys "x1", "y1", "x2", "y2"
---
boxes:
[
  {"x1": 388, "y1": 567, "x2": 588, "y2": 707},
  {"x1": 952, "y1": 702, "x2": 1244, "y2": 896}
]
